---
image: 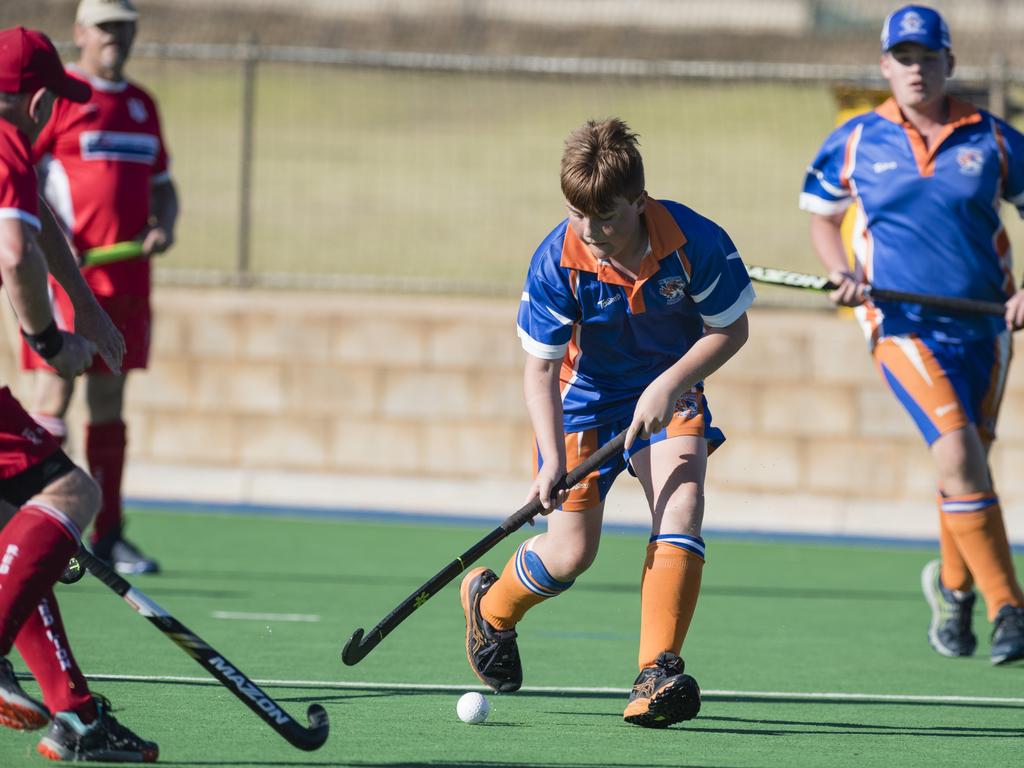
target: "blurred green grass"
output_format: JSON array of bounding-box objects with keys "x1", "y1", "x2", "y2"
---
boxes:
[{"x1": 133, "y1": 59, "x2": 1024, "y2": 291}]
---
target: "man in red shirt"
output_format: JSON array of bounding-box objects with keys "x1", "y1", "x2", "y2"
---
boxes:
[
  {"x1": 23, "y1": 0, "x2": 178, "y2": 575},
  {"x1": 0, "y1": 25, "x2": 157, "y2": 761}
]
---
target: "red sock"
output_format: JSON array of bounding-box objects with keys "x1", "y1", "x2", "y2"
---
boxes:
[
  {"x1": 0, "y1": 505, "x2": 79, "y2": 655},
  {"x1": 14, "y1": 590, "x2": 94, "y2": 719},
  {"x1": 86, "y1": 421, "x2": 126, "y2": 544}
]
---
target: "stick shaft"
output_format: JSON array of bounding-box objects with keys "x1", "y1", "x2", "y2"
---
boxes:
[
  {"x1": 746, "y1": 265, "x2": 1006, "y2": 317},
  {"x1": 341, "y1": 430, "x2": 628, "y2": 664}
]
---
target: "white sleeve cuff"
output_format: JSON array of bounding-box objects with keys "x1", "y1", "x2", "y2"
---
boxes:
[
  {"x1": 701, "y1": 283, "x2": 756, "y2": 328},
  {"x1": 0, "y1": 208, "x2": 41, "y2": 231},
  {"x1": 517, "y1": 325, "x2": 568, "y2": 360},
  {"x1": 799, "y1": 192, "x2": 851, "y2": 216}
]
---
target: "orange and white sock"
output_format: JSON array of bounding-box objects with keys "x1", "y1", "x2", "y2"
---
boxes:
[
  {"x1": 638, "y1": 535, "x2": 704, "y2": 670},
  {"x1": 480, "y1": 537, "x2": 574, "y2": 631},
  {"x1": 936, "y1": 491, "x2": 973, "y2": 593},
  {"x1": 940, "y1": 492, "x2": 1024, "y2": 619}
]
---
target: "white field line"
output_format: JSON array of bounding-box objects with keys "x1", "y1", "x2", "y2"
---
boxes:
[
  {"x1": 210, "y1": 611, "x2": 321, "y2": 622},
  {"x1": 74, "y1": 674, "x2": 1024, "y2": 705}
]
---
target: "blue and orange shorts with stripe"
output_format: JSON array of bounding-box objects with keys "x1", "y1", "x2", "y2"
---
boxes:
[
  {"x1": 872, "y1": 332, "x2": 1011, "y2": 446},
  {"x1": 534, "y1": 388, "x2": 725, "y2": 513}
]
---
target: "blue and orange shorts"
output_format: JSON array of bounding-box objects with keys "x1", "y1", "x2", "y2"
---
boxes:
[
  {"x1": 535, "y1": 388, "x2": 724, "y2": 512},
  {"x1": 872, "y1": 332, "x2": 1011, "y2": 446}
]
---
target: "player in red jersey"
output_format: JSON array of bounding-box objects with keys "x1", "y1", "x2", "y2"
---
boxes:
[
  {"x1": 22, "y1": 0, "x2": 179, "y2": 575},
  {"x1": 0, "y1": 26, "x2": 157, "y2": 762}
]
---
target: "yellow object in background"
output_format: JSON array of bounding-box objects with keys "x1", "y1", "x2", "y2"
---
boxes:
[{"x1": 831, "y1": 85, "x2": 889, "y2": 268}]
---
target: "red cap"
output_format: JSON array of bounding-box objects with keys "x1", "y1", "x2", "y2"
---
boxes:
[{"x1": 0, "y1": 27, "x2": 91, "y2": 103}]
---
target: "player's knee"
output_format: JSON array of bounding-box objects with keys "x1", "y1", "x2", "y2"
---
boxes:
[
  {"x1": 552, "y1": 539, "x2": 600, "y2": 580},
  {"x1": 38, "y1": 467, "x2": 101, "y2": 531},
  {"x1": 515, "y1": 536, "x2": 586, "y2": 595}
]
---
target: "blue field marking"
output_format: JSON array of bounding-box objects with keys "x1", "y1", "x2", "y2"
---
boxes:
[{"x1": 122, "y1": 496, "x2": 1024, "y2": 552}]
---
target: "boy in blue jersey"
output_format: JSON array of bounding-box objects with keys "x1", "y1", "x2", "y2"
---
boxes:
[
  {"x1": 460, "y1": 118, "x2": 753, "y2": 727},
  {"x1": 801, "y1": 5, "x2": 1024, "y2": 665}
]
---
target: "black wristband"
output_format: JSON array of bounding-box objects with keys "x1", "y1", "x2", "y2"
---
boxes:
[{"x1": 21, "y1": 321, "x2": 63, "y2": 360}]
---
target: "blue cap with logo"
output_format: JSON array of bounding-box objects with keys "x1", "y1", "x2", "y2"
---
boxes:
[{"x1": 881, "y1": 5, "x2": 951, "y2": 52}]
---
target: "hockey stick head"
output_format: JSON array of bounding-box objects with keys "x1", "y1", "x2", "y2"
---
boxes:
[
  {"x1": 293, "y1": 704, "x2": 330, "y2": 751},
  {"x1": 341, "y1": 628, "x2": 369, "y2": 666}
]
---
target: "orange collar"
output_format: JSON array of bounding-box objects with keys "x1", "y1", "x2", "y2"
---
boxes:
[
  {"x1": 874, "y1": 97, "x2": 983, "y2": 176},
  {"x1": 559, "y1": 198, "x2": 688, "y2": 276},
  {"x1": 874, "y1": 96, "x2": 981, "y2": 129}
]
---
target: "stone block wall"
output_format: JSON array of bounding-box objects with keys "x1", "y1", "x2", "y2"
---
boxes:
[{"x1": 2, "y1": 286, "x2": 1022, "y2": 540}]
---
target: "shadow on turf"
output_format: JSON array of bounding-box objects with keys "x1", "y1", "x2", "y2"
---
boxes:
[
  {"x1": 64, "y1": 582, "x2": 249, "y2": 600},
  {"x1": 548, "y1": 711, "x2": 1024, "y2": 736},
  {"x1": 167, "y1": 569, "x2": 928, "y2": 604},
  {"x1": 106, "y1": 678, "x2": 1024, "y2": 713},
  {"x1": 117, "y1": 561, "x2": 949, "y2": 615},
  {"x1": 159, "y1": 763, "x2": 740, "y2": 767}
]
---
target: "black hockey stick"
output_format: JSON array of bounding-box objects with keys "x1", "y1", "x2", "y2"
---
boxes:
[
  {"x1": 341, "y1": 429, "x2": 629, "y2": 665},
  {"x1": 746, "y1": 265, "x2": 1006, "y2": 317},
  {"x1": 75, "y1": 548, "x2": 329, "y2": 751}
]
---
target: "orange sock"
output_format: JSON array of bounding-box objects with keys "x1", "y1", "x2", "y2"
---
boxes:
[
  {"x1": 936, "y1": 492, "x2": 973, "y2": 592},
  {"x1": 480, "y1": 537, "x2": 574, "y2": 631},
  {"x1": 940, "y1": 492, "x2": 1024, "y2": 619},
  {"x1": 638, "y1": 537, "x2": 705, "y2": 670}
]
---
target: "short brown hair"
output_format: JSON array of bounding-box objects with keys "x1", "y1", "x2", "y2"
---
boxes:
[{"x1": 560, "y1": 118, "x2": 644, "y2": 216}]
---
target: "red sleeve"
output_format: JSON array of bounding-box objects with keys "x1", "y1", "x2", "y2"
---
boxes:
[{"x1": 0, "y1": 132, "x2": 40, "y2": 229}]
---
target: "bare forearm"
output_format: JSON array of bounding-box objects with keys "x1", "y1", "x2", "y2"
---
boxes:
[
  {"x1": 659, "y1": 314, "x2": 749, "y2": 398},
  {"x1": 0, "y1": 225, "x2": 54, "y2": 334},
  {"x1": 37, "y1": 197, "x2": 95, "y2": 310},
  {"x1": 523, "y1": 356, "x2": 566, "y2": 466},
  {"x1": 809, "y1": 213, "x2": 850, "y2": 275}
]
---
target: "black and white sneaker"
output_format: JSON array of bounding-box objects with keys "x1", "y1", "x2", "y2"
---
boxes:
[
  {"x1": 37, "y1": 695, "x2": 158, "y2": 762},
  {"x1": 0, "y1": 657, "x2": 49, "y2": 731},
  {"x1": 460, "y1": 567, "x2": 523, "y2": 692},
  {"x1": 94, "y1": 535, "x2": 160, "y2": 576},
  {"x1": 622, "y1": 652, "x2": 701, "y2": 728},
  {"x1": 921, "y1": 560, "x2": 977, "y2": 657},
  {"x1": 991, "y1": 604, "x2": 1024, "y2": 666}
]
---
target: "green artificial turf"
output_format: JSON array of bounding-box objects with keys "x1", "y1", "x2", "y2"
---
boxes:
[{"x1": 2, "y1": 508, "x2": 1021, "y2": 766}]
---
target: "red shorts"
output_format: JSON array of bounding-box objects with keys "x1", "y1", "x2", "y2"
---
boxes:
[
  {"x1": 0, "y1": 387, "x2": 62, "y2": 480},
  {"x1": 20, "y1": 277, "x2": 151, "y2": 375}
]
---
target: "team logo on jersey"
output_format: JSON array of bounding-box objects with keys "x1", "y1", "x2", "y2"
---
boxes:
[
  {"x1": 956, "y1": 147, "x2": 984, "y2": 176},
  {"x1": 128, "y1": 97, "x2": 148, "y2": 123},
  {"x1": 657, "y1": 277, "x2": 687, "y2": 304},
  {"x1": 674, "y1": 391, "x2": 699, "y2": 419},
  {"x1": 80, "y1": 131, "x2": 159, "y2": 164},
  {"x1": 899, "y1": 11, "x2": 925, "y2": 35}
]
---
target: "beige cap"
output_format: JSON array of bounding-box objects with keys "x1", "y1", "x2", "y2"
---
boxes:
[{"x1": 76, "y1": 0, "x2": 140, "y2": 27}]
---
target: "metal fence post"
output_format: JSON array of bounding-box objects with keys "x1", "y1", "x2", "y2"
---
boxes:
[{"x1": 237, "y1": 36, "x2": 258, "y2": 285}]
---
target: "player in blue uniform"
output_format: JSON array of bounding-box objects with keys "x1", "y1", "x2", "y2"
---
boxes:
[
  {"x1": 801, "y1": 5, "x2": 1024, "y2": 665},
  {"x1": 460, "y1": 118, "x2": 753, "y2": 727}
]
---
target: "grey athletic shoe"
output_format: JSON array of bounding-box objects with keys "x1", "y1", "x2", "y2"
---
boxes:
[
  {"x1": 36, "y1": 695, "x2": 158, "y2": 762},
  {"x1": 94, "y1": 534, "x2": 160, "y2": 576},
  {"x1": 0, "y1": 657, "x2": 49, "y2": 731},
  {"x1": 990, "y1": 604, "x2": 1024, "y2": 666},
  {"x1": 921, "y1": 559, "x2": 977, "y2": 657}
]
